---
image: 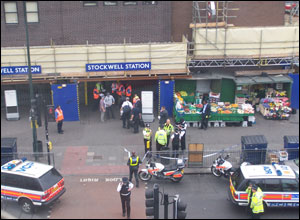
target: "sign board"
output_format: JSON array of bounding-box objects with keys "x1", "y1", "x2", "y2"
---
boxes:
[
  {"x1": 86, "y1": 62, "x2": 151, "y2": 72},
  {"x1": 4, "y1": 90, "x2": 19, "y2": 120},
  {"x1": 4, "y1": 90, "x2": 18, "y2": 107},
  {"x1": 1, "y1": 66, "x2": 42, "y2": 75},
  {"x1": 141, "y1": 91, "x2": 154, "y2": 123}
]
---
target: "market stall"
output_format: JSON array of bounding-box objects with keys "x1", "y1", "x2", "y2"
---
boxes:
[
  {"x1": 174, "y1": 91, "x2": 255, "y2": 127},
  {"x1": 259, "y1": 90, "x2": 292, "y2": 120}
]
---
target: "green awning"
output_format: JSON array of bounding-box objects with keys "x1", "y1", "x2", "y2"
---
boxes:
[
  {"x1": 234, "y1": 77, "x2": 255, "y2": 85},
  {"x1": 268, "y1": 75, "x2": 293, "y2": 83},
  {"x1": 234, "y1": 75, "x2": 293, "y2": 86}
]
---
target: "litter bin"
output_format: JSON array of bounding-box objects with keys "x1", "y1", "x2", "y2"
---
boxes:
[
  {"x1": 37, "y1": 140, "x2": 43, "y2": 153},
  {"x1": 1, "y1": 138, "x2": 17, "y2": 165},
  {"x1": 241, "y1": 135, "x2": 268, "y2": 164},
  {"x1": 284, "y1": 136, "x2": 299, "y2": 160}
]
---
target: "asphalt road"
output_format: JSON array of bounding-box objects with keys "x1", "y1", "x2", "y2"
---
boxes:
[
  {"x1": 2, "y1": 174, "x2": 298, "y2": 219},
  {"x1": 146, "y1": 174, "x2": 299, "y2": 219}
]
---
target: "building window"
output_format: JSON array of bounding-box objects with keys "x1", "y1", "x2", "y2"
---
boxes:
[
  {"x1": 103, "y1": 1, "x2": 118, "y2": 6},
  {"x1": 25, "y1": 1, "x2": 39, "y2": 23},
  {"x1": 83, "y1": 1, "x2": 98, "y2": 7},
  {"x1": 4, "y1": 2, "x2": 18, "y2": 24},
  {"x1": 123, "y1": 1, "x2": 137, "y2": 6},
  {"x1": 143, "y1": 1, "x2": 157, "y2": 5}
]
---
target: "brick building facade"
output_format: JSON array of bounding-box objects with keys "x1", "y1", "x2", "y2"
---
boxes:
[{"x1": 1, "y1": 1, "x2": 285, "y2": 47}]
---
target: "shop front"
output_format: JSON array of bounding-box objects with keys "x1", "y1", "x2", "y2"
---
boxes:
[
  {"x1": 234, "y1": 73, "x2": 293, "y2": 120},
  {"x1": 173, "y1": 75, "x2": 255, "y2": 127}
]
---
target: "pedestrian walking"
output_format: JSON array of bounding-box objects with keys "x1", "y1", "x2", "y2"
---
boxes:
[
  {"x1": 130, "y1": 106, "x2": 141, "y2": 133},
  {"x1": 104, "y1": 92, "x2": 115, "y2": 119},
  {"x1": 121, "y1": 97, "x2": 133, "y2": 129},
  {"x1": 55, "y1": 105, "x2": 64, "y2": 134},
  {"x1": 159, "y1": 106, "x2": 168, "y2": 128},
  {"x1": 163, "y1": 119, "x2": 174, "y2": 149},
  {"x1": 178, "y1": 118, "x2": 187, "y2": 151},
  {"x1": 99, "y1": 94, "x2": 106, "y2": 122},
  {"x1": 250, "y1": 185, "x2": 264, "y2": 219},
  {"x1": 127, "y1": 152, "x2": 141, "y2": 188},
  {"x1": 143, "y1": 124, "x2": 152, "y2": 154},
  {"x1": 170, "y1": 128, "x2": 181, "y2": 158},
  {"x1": 117, "y1": 177, "x2": 134, "y2": 219},
  {"x1": 155, "y1": 127, "x2": 167, "y2": 152},
  {"x1": 199, "y1": 100, "x2": 211, "y2": 130}
]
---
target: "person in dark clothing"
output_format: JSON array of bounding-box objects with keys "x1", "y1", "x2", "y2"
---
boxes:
[
  {"x1": 171, "y1": 128, "x2": 181, "y2": 158},
  {"x1": 135, "y1": 97, "x2": 142, "y2": 112},
  {"x1": 178, "y1": 118, "x2": 187, "y2": 151},
  {"x1": 117, "y1": 177, "x2": 134, "y2": 219},
  {"x1": 127, "y1": 152, "x2": 141, "y2": 188},
  {"x1": 130, "y1": 107, "x2": 141, "y2": 133},
  {"x1": 200, "y1": 100, "x2": 211, "y2": 130},
  {"x1": 159, "y1": 106, "x2": 168, "y2": 127},
  {"x1": 119, "y1": 95, "x2": 127, "y2": 110}
]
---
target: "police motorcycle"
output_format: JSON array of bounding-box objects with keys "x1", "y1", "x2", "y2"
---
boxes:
[
  {"x1": 211, "y1": 153, "x2": 236, "y2": 178},
  {"x1": 138, "y1": 151, "x2": 187, "y2": 183}
]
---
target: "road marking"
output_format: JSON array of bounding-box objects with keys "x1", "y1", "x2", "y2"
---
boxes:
[
  {"x1": 145, "y1": 186, "x2": 148, "y2": 189},
  {"x1": 105, "y1": 177, "x2": 122, "y2": 182}
]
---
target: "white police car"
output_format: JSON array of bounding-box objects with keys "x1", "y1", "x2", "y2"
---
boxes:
[
  {"x1": 229, "y1": 163, "x2": 299, "y2": 208},
  {"x1": 1, "y1": 159, "x2": 66, "y2": 213}
]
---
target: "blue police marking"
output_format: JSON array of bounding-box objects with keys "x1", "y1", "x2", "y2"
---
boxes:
[
  {"x1": 292, "y1": 194, "x2": 299, "y2": 200},
  {"x1": 86, "y1": 62, "x2": 151, "y2": 72},
  {"x1": 263, "y1": 166, "x2": 272, "y2": 174},
  {"x1": 1, "y1": 66, "x2": 42, "y2": 75},
  {"x1": 269, "y1": 202, "x2": 299, "y2": 207},
  {"x1": 15, "y1": 162, "x2": 34, "y2": 172}
]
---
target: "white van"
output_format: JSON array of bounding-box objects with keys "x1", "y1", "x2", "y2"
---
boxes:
[
  {"x1": 229, "y1": 163, "x2": 299, "y2": 208},
  {"x1": 1, "y1": 159, "x2": 66, "y2": 213}
]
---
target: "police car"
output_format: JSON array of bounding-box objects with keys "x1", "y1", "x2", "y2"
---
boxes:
[
  {"x1": 1, "y1": 159, "x2": 66, "y2": 213},
  {"x1": 229, "y1": 163, "x2": 299, "y2": 208}
]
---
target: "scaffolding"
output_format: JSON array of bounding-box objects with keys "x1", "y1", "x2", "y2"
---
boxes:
[
  {"x1": 191, "y1": 1, "x2": 238, "y2": 49},
  {"x1": 190, "y1": 1, "x2": 299, "y2": 69},
  {"x1": 289, "y1": 1, "x2": 299, "y2": 25}
]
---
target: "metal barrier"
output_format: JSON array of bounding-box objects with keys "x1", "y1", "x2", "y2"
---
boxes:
[
  {"x1": 141, "y1": 148, "x2": 298, "y2": 168},
  {"x1": 1, "y1": 152, "x2": 55, "y2": 167}
]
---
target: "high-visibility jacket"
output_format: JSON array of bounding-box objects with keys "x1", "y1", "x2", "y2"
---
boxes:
[
  {"x1": 133, "y1": 95, "x2": 139, "y2": 105},
  {"x1": 111, "y1": 82, "x2": 118, "y2": 94},
  {"x1": 246, "y1": 187, "x2": 262, "y2": 203},
  {"x1": 117, "y1": 84, "x2": 125, "y2": 96},
  {"x1": 143, "y1": 128, "x2": 152, "y2": 140},
  {"x1": 250, "y1": 190, "x2": 264, "y2": 214},
  {"x1": 155, "y1": 130, "x2": 167, "y2": 145},
  {"x1": 93, "y1": 88, "x2": 100, "y2": 99},
  {"x1": 163, "y1": 123, "x2": 174, "y2": 136},
  {"x1": 129, "y1": 156, "x2": 139, "y2": 167},
  {"x1": 55, "y1": 108, "x2": 64, "y2": 122},
  {"x1": 125, "y1": 85, "x2": 132, "y2": 97}
]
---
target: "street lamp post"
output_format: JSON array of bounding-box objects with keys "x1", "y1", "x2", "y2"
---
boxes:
[{"x1": 23, "y1": 1, "x2": 38, "y2": 158}]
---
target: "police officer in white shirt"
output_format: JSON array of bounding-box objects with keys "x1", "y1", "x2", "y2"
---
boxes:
[{"x1": 117, "y1": 177, "x2": 134, "y2": 219}]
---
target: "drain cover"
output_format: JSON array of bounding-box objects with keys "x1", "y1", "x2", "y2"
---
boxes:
[{"x1": 93, "y1": 155, "x2": 103, "y2": 160}]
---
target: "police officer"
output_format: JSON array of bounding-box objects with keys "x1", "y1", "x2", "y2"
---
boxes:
[
  {"x1": 163, "y1": 119, "x2": 174, "y2": 149},
  {"x1": 170, "y1": 128, "x2": 181, "y2": 158},
  {"x1": 143, "y1": 124, "x2": 152, "y2": 154},
  {"x1": 250, "y1": 184, "x2": 264, "y2": 219},
  {"x1": 117, "y1": 177, "x2": 134, "y2": 219},
  {"x1": 155, "y1": 127, "x2": 167, "y2": 152},
  {"x1": 127, "y1": 152, "x2": 141, "y2": 188},
  {"x1": 245, "y1": 181, "x2": 254, "y2": 213},
  {"x1": 178, "y1": 118, "x2": 187, "y2": 151}
]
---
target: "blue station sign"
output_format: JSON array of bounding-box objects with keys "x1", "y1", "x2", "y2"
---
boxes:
[
  {"x1": 86, "y1": 62, "x2": 151, "y2": 72},
  {"x1": 1, "y1": 66, "x2": 42, "y2": 75}
]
